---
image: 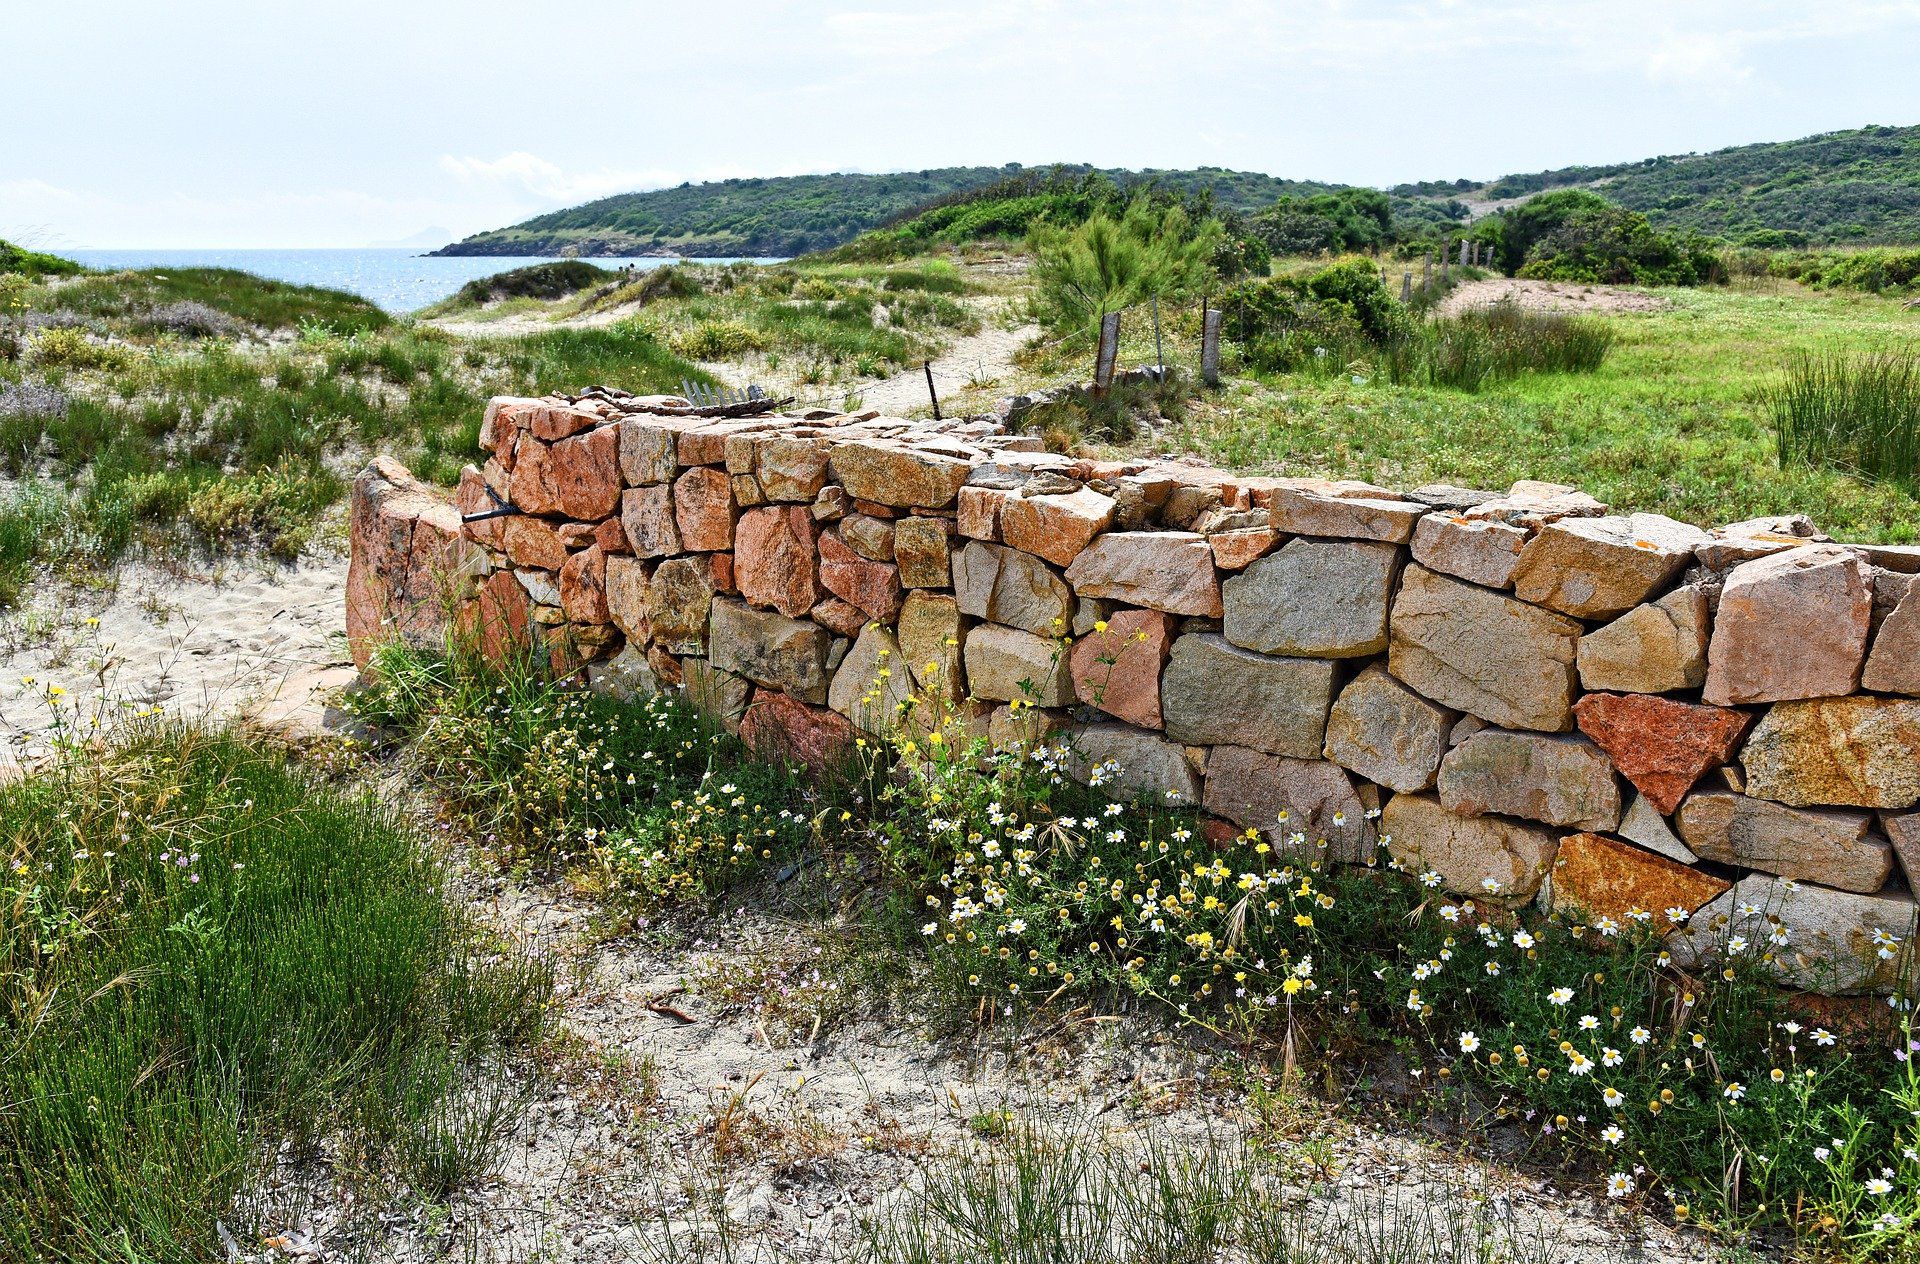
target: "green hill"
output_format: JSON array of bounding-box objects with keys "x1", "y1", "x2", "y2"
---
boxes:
[
  {"x1": 432, "y1": 164, "x2": 1335, "y2": 259},
  {"x1": 1401, "y1": 124, "x2": 1920, "y2": 246},
  {"x1": 435, "y1": 124, "x2": 1920, "y2": 260}
]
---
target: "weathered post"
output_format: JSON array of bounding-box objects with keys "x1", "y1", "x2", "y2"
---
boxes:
[
  {"x1": 1201, "y1": 308, "x2": 1222, "y2": 387},
  {"x1": 923, "y1": 360, "x2": 942, "y2": 421},
  {"x1": 1401, "y1": 271, "x2": 1413, "y2": 303},
  {"x1": 1459, "y1": 238, "x2": 1469, "y2": 268},
  {"x1": 1440, "y1": 245, "x2": 1450, "y2": 284},
  {"x1": 1093, "y1": 310, "x2": 1121, "y2": 393},
  {"x1": 1151, "y1": 296, "x2": 1164, "y2": 371}
]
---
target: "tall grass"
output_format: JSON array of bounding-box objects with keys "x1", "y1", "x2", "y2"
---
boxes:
[
  {"x1": 1385, "y1": 302, "x2": 1615, "y2": 391},
  {"x1": 0, "y1": 724, "x2": 555, "y2": 1261},
  {"x1": 1773, "y1": 346, "x2": 1920, "y2": 491}
]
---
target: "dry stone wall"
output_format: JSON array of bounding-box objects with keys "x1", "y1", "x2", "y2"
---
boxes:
[{"x1": 348, "y1": 393, "x2": 1920, "y2": 998}]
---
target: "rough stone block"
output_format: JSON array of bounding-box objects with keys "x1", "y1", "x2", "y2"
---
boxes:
[
  {"x1": 819, "y1": 530, "x2": 904, "y2": 624},
  {"x1": 1410, "y1": 514, "x2": 1528, "y2": 589},
  {"x1": 547, "y1": 424, "x2": 623, "y2": 520},
  {"x1": 1438, "y1": 729, "x2": 1622, "y2": 831},
  {"x1": 840, "y1": 513, "x2": 896, "y2": 561},
  {"x1": 1270, "y1": 486, "x2": 1425, "y2": 542},
  {"x1": 894, "y1": 515, "x2": 954, "y2": 588},
  {"x1": 828, "y1": 440, "x2": 972, "y2": 508},
  {"x1": 739, "y1": 689, "x2": 855, "y2": 771},
  {"x1": 1577, "y1": 586, "x2": 1710, "y2": 694},
  {"x1": 503, "y1": 515, "x2": 567, "y2": 571},
  {"x1": 999, "y1": 486, "x2": 1115, "y2": 568},
  {"x1": 558, "y1": 544, "x2": 610, "y2": 625},
  {"x1": 1066, "y1": 723, "x2": 1202, "y2": 807},
  {"x1": 673, "y1": 466, "x2": 736, "y2": 552},
  {"x1": 1069, "y1": 608, "x2": 1173, "y2": 729},
  {"x1": 898, "y1": 591, "x2": 966, "y2": 702},
  {"x1": 1704, "y1": 545, "x2": 1872, "y2": 705},
  {"x1": 1387, "y1": 564, "x2": 1582, "y2": 732},
  {"x1": 828, "y1": 624, "x2": 914, "y2": 733},
  {"x1": 620, "y1": 485, "x2": 681, "y2": 559},
  {"x1": 1672, "y1": 874, "x2": 1918, "y2": 994},
  {"x1": 963, "y1": 622, "x2": 1072, "y2": 706},
  {"x1": 954, "y1": 541, "x2": 1073, "y2": 635},
  {"x1": 647, "y1": 556, "x2": 718, "y2": 654},
  {"x1": 1223, "y1": 538, "x2": 1401, "y2": 658},
  {"x1": 1863, "y1": 582, "x2": 1920, "y2": 695},
  {"x1": 1063, "y1": 532, "x2": 1221, "y2": 617},
  {"x1": 1548, "y1": 832, "x2": 1730, "y2": 928},
  {"x1": 1203, "y1": 745, "x2": 1373, "y2": 863},
  {"x1": 1510, "y1": 513, "x2": 1707, "y2": 620},
  {"x1": 605, "y1": 555, "x2": 651, "y2": 642},
  {"x1": 708, "y1": 597, "x2": 832, "y2": 704},
  {"x1": 1161, "y1": 633, "x2": 1336, "y2": 758},
  {"x1": 1676, "y1": 791, "x2": 1893, "y2": 893},
  {"x1": 734, "y1": 505, "x2": 821, "y2": 618},
  {"x1": 1574, "y1": 692, "x2": 1751, "y2": 814},
  {"x1": 617, "y1": 416, "x2": 682, "y2": 485},
  {"x1": 1382, "y1": 793, "x2": 1560, "y2": 900},
  {"x1": 1618, "y1": 792, "x2": 1698, "y2": 864},
  {"x1": 1740, "y1": 697, "x2": 1920, "y2": 809},
  {"x1": 1323, "y1": 664, "x2": 1455, "y2": 793}
]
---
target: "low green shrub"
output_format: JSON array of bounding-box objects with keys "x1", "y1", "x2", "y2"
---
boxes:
[
  {"x1": 0, "y1": 724, "x2": 555, "y2": 1260},
  {"x1": 25, "y1": 325, "x2": 134, "y2": 371},
  {"x1": 1774, "y1": 346, "x2": 1920, "y2": 491},
  {"x1": 449, "y1": 260, "x2": 615, "y2": 306},
  {"x1": 350, "y1": 641, "x2": 815, "y2": 909},
  {"x1": 669, "y1": 317, "x2": 769, "y2": 360}
]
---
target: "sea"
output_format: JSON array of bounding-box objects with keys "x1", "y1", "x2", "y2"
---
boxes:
[{"x1": 62, "y1": 248, "x2": 784, "y2": 314}]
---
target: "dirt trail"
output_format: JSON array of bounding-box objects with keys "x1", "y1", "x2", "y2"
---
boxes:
[{"x1": 854, "y1": 316, "x2": 1038, "y2": 415}]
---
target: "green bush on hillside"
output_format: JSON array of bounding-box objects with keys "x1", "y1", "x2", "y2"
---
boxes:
[
  {"x1": 449, "y1": 260, "x2": 615, "y2": 306},
  {"x1": 0, "y1": 238, "x2": 83, "y2": 278},
  {"x1": 1489, "y1": 190, "x2": 1718, "y2": 286}
]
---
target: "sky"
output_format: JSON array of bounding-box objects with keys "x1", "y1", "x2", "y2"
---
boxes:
[{"x1": 7, "y1": 0, "x2": 1920, "y2": 249}]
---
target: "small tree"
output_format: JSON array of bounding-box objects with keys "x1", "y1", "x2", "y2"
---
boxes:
[{"x1": 1026, "y1": 198, "x2": 1222, "y2": 337}]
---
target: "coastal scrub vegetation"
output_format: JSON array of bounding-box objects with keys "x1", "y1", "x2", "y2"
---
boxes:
[
  {"x1": 0, "y1": 264, "x2": 707, "y2": 591},
  {"x1": 353, "y1": 635, "x2": 1920, "y2": 1261},
  {"x1": 0, "y1": 720, "x2": 555, "y2": 1261}
]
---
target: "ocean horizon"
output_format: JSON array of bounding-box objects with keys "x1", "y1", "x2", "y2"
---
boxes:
[{"x1": 61, "y1": 248, "x2": 785, "y2": 313}]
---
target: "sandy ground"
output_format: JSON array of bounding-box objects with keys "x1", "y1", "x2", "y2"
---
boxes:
[
  {"x1": 250, "y1": 874, "x2": 1721, "y2": 1264},
  {"x1": 850, "y1": 316, "x2": 1038, "y2": 416},
  {"x1": 0, "y1": 549, "x2": 355, "y2": 775},
  {"x1": 1436, "y1": 278, "x2": 1672, "y2": 318}
]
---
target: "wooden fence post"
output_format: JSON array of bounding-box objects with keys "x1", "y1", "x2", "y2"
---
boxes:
[
  {"x1": 1401, "y1": 271, "x2": 1413, "y2": 303},
  {"x1": 1458, "y1": 238, "x2": 1469, "y2": 268},
  {"x1": 1150, "y1": 297, "x2": 1164, "y2": 371},
  {"x1": 1093, "y1": 310, "x2": 1121, "y2": 393},
  {"x1": 1201, "y1": 308, "x2": 1221, "y2": 387}
]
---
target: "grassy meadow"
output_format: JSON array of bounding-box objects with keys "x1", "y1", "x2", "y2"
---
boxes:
[{"x1": 1169, "y1": 282, "x2": 1920, "y2": 541}]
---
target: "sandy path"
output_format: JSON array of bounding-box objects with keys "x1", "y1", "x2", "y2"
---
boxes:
[
  {"x1": 1437, "y1": 277, "x2": 1670, "y2": 317},
  {"x1": 0, "y1": 551, "x2": 353, "y2": 775},
  {"x1": 854, "y1": 317, "x2": 1037, "y2": 415},
  {"x1": 254, "y1": 880, "x2": 1718, "y2": 1262}
]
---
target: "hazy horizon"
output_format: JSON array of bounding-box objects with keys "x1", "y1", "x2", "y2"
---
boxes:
[{"x1": 8, "y1": 1, "x2": 1920, "y2": 251}]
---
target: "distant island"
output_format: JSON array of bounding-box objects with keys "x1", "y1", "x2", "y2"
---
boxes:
[{"x1": 431, "y1": 125, "x2": 1920, "y2": 259}]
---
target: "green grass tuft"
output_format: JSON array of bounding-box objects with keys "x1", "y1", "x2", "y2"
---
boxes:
[
  {"x1": 1774, "y1": 345, "x2": 1920, "y2": 492},
  {"x1": 0, "y1": 723, "x2": 555, "y2": 1260}
]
